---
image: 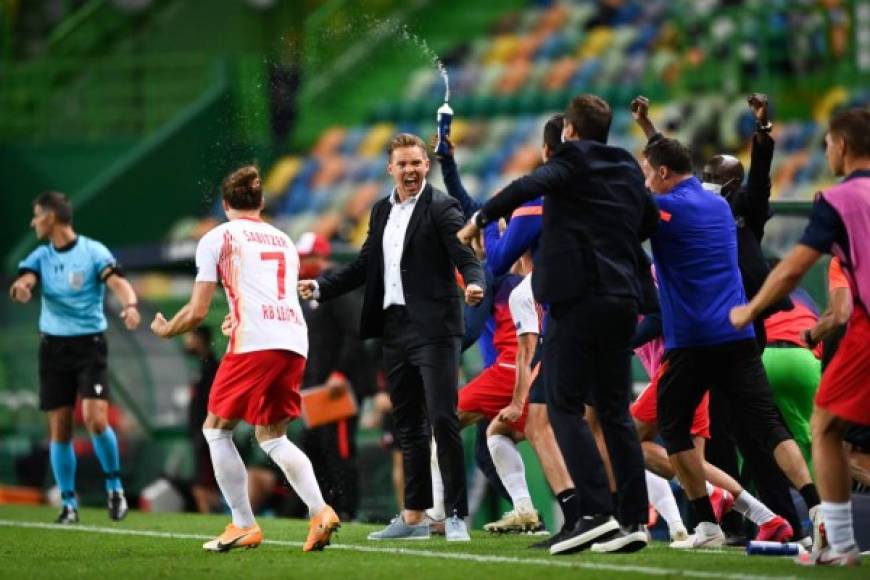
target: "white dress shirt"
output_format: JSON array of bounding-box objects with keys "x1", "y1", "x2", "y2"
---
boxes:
[{"x1": 382, "y1": 182, "x2": 426, "y2": 308}]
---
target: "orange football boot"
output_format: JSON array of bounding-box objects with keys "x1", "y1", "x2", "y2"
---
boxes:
[
  {"x1": 202, "y1": 523, "x2": 263, "y2": 552},
  {"x1": 304, "y1": 505, "x2": 341, "y2": 552}
]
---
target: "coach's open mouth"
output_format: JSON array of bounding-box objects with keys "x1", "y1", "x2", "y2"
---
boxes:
[{"x1": 403, "y1": 175, "x2": 420, "y2": 192}]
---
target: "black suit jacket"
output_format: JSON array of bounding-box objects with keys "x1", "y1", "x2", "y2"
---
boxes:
[
  {"x1": 479, "y1": 140, "x2": 658, "y2": 307},
  {"x1": 317, "y1": 183, "x2": 486, "y2": 340}
]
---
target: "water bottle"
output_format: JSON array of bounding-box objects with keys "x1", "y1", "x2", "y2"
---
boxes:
[
  {"x1": 435, "y1": 102, "x2": 453, "y2": 156},
  {"x1": 746, "y1": 541, "x2": 804, "y2": 556}
]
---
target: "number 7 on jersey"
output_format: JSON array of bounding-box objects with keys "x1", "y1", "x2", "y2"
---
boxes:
[{"x1": 260, "y1": 252, "x2": 286, "y2": 300}]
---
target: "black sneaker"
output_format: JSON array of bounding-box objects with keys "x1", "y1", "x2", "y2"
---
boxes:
[
  {"x1": 529, "y1": 524, "x2": 573, "y2": 549},
  {"x1": 108, "y1": 491, "x2": 128, "y2": 521},
  {"x1": 590, "y1": 524, "x2": 649, "y2": 553},
  {"x1": 56, "y1": 505, "x2": 79, "y2": 524},
  {"x1": 550, "y1": 515, "x2": 619, "y2": 555}
]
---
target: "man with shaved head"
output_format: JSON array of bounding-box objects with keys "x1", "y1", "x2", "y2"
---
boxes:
[{"x1": 631, "y1": 94, "x2": 804, "y2": 543}]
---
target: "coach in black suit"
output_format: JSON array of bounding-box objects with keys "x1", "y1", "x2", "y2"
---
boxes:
[
  {"x1": 299, "y1": 133, "x2": 485, "y2": 539},
  {"x1": 459, "y1": 95, "x2": 659, "y2": 554}
]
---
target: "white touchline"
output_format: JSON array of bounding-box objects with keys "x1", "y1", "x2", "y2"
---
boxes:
[{"x1": 0, "y1": 520, "x2": 798, "y2": 580}]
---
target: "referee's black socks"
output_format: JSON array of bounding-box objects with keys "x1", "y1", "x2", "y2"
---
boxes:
[{"x1": 799, "y1": 483, "x2": 821, "y2": 510}]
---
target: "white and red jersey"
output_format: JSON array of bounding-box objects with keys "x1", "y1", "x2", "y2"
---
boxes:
[
  {"x1": 508, "y1": 273, "x2": 542, "y2": 337},
  {"x1": 195, "y1": 217, "x2": 307, "y2": 357}
]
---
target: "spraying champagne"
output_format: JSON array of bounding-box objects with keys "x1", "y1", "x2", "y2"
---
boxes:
[{"x1": 435, "y1": 101, "x2": 454, "y2": 157}]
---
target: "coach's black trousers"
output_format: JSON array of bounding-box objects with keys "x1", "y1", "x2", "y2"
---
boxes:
[
  {"x1": 382, "y1": 306, "x2": 468, "y2": 517},
  {"x1": 544, "y1": 295, "x2": 648, "y2": 525}
]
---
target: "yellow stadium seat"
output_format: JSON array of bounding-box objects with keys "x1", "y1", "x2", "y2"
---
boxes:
[
  {"x1": 358, "y1": 122, "x2": 397, "y2": 157},
  {"x1": 263, "y1": 156, "x2": 303, "y2": 198}
]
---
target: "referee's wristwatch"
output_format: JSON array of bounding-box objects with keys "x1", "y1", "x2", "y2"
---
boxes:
[{"x1": 756, "y1": 120, "x2": 773, "y2": 134}]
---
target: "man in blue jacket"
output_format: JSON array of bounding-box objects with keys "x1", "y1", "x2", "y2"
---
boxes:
[{"x1": 640, "y1": 136, "x2": 819, "y2": 549}]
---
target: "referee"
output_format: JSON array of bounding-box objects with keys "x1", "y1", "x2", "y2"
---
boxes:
[
  {"x1": 459, "y1": 95, "x2": 659, "y2": 554},
  {"x1": 9, "y1": 192, "x2": 140, "y2": 523}
]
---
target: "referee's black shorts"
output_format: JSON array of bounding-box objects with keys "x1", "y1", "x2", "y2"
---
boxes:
[
  {"x1": 657, "y1": 339, "x2": 791, "y2": 455},
  {"x1": 39, "y1": 333, "x2": 110, "y2": 411}
]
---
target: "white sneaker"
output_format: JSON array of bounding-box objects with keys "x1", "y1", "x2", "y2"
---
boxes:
[
  {"x1": 808, "y1": 505, "x2": 826, "y2": 553},
  {"x1": 670, "y1": 522, "x2": 725, "y2": 549},
  {"x1": 445, "y1": 513, "x2": 471, "y2": 542},
  {"x1": 796, "y1": 545, "x2": 860, "y2": 566},
  {"x1": 670, "y1": 523, "x2": 689, "y2": 542}
]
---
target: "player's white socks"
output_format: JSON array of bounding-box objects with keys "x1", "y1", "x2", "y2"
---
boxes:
[
  {"x1": 487, "y1": 435, "x2": 534, "y2": 514},
  {"x1": 821, "y1": 500, "x2": 856, "y2": 552},
  {"x1": 645, "y1": 470, "x2": 684, "y2": 531},
  {"x1": 428, "y1": 438, "x2": 446, "y2": 521},
  {"x1": 202, "y1": 428, "x2": 256, "y2": 528},
  {"x1": 733, "y1": 490, "x2": 775, "y2": 525},
  {"x1": 259, "y1": 436, "x2": 326, "y2": 517}
]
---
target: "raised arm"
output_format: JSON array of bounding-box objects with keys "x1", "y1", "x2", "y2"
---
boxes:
[
  {"x1": 734, "y1": 94, "x2": 775, "y2": 239},
  {"x1": 434, "y1": 137, "x2": 481, "y2": 219},
  {"x1": 631, "y1": 96, "x2": 660, "y2": 142}
]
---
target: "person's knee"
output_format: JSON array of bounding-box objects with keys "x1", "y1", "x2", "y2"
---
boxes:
[
  {"x1": 81, "y1": 401, "x2": 108, "y2": 434},
  {"x1": 255, "y1": 422, "x2": 288, "y2": 444}
]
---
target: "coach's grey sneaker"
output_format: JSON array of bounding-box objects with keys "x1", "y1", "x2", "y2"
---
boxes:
[
  {"x1": 425, "y1": 515, "x2": 446, "y2": 536},
  {"x1": 367, "y1": 515, "x2": 431, "y2": 541},
  {"x1": 445, "y1": 513, "x2": 471, "y2": 542}
]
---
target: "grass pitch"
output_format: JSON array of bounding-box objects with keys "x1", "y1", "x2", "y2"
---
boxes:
[{"x1": 0, "y1": 505, "x2": 863, "y2": 579}]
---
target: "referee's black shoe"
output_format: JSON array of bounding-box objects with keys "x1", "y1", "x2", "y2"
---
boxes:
[
  {"x1": 590, "y1": 524, "x2": 649, "y2": 553},
  {"x1": 108, "y1": 491, "x2": 128, "y2": 521},
  {"x1": 549, "y1": 515, "x2": 619, "y2": 555},
  {"x1": 56, "y1": 505, "x2": 79, "y2": 524}
]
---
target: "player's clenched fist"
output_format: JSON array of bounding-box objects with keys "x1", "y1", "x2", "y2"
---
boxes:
[
  {"x1": 465, "y1": 283, "x2": 484, "y2": 306},
  {"x1": 497, "y1": 402, "x2": 523, "y2": 424},
  {"x1": 298, "y1": 279, "x2": 317, "y2": 300},
  {"x1": 150, "y1": 312, "x2": 170, "y2": 337},
  {"x1": 9, "y1": 279, "x2": 33, "y2": 303}
]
